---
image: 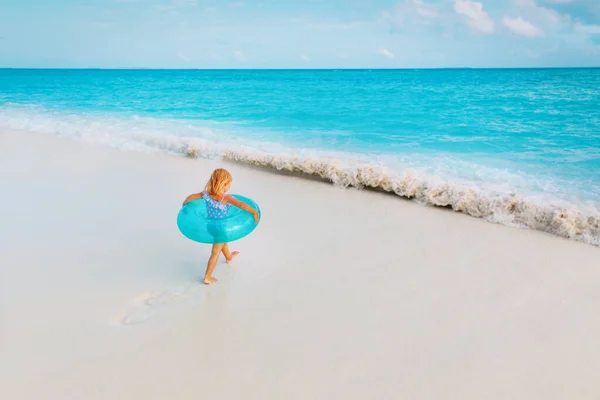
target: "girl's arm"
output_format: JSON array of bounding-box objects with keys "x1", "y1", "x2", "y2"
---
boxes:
[
  {"x1": 225, "y1": 195, "x2": 260, "y2": 223},
  {"x1": 182, "y1": 192, "x2": 203, "y2": 206}
]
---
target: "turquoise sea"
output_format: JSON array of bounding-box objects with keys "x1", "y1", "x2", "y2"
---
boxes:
[{"x1": 1, "y1": 68, "x2": 599, "y2": 245}]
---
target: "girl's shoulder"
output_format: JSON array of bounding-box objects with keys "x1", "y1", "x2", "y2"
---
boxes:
[{"x1": 204, "y1": 191, "x2": 217, "y2": 200}]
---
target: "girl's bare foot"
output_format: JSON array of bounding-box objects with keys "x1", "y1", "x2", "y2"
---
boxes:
[
  {"x1": 203, "y1": 276, "x2": 217, "y2": 285},
  {"x1": 226, "y1": 251, "x2": 240, "y2": 264}
]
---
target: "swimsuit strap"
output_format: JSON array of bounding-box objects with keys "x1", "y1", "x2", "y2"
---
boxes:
[{"x1": 204, "y1": 191, "x2": 228, "y2": 207}]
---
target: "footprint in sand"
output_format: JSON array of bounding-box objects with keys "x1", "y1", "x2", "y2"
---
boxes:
[{"x1": 119, "y1": 283, "x2": 201, "y2": 325}]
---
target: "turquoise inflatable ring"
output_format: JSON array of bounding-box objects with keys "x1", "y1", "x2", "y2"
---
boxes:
[{"x1": 177, "y1": 194, "x2": 261, "y2": 244}]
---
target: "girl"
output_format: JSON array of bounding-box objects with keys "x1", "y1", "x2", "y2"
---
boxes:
[{"x1": 182, "y1": 169, "x2": 259, "y2": 285}]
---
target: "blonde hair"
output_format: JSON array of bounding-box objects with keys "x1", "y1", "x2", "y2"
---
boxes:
[{"x1": 205, "y1": 168, "x2": 232, "y2": 195}]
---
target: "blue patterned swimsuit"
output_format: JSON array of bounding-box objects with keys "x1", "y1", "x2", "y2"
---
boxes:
[
  {"x1": 203, "y1": 191, "x2": 231, "y2": 219},
  {"x1": 204, "y1": 191, "x2": 231, "y2": 243}
]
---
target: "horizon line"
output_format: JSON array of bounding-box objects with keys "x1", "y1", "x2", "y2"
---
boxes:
[{"x1": 1, "y1": 66, "x2": 600, "y2": 71}]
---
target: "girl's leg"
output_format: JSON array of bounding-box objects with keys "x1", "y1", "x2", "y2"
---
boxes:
[
  {"x1": 204, "y1": 243, "x2": 224, "y2": 284},
  {"x1": 221, "y1": 243, "x2": 239, "y2": 263}
]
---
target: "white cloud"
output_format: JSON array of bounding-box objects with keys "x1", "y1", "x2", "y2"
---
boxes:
[
  {"x1": 454, "y1": 0, "x2": 495, "y2": 34},
  {"x1": 514, "y1": 0, "x2": 566, "y2": 26},
  {"x1": 300, "y1": 54, "x2": 310, "y2": 62},
  {"x1": 540, "y1": 9, "x2": 562, "y2": 25},
  {"x1": 513, "y1": 0, "x2": 570, "y2": 6},
  {"x1": 233, "y1": 50, "x2": 246, "y2": 62},
  {"x1": 378, "y1": 47, "x2": 395, "y2": 59},
  {"x1": 575, "y1": 22, "x2": 600, "y2": 34},
  {"x1": 384, "y1": 0, "x2": 439, "y2": 28},
  {"x1": 411, "y1": 0, "x2": 439, "y2": 18},
  {"x1": 503, "y1": 16, "x2": 544, "y2": 37},
  {"x1": 176, "y1": 51, "x2": 189, "y2": 62}
]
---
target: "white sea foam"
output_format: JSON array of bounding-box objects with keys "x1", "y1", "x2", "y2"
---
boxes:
[{"x1": 1, "y1": 105, "x2": 599, "y2": 246}]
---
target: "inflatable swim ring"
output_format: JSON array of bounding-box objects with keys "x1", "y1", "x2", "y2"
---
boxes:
[{"x1": 177, "y1": 194, "x2": 261, "y2": 244}]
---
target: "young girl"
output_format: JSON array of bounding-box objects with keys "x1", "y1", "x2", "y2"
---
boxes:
[{"x1": 182, "y1": 169, "x2": 259, "y2": 285}]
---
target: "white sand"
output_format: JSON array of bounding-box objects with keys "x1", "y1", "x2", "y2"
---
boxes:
[{"x1": 1, "y1": 129, "x2": 600, "y2": 399}]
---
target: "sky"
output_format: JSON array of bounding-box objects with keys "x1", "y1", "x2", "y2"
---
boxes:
[{"x1": 1, "y1": 0, "x2": 600, "y2": 68}]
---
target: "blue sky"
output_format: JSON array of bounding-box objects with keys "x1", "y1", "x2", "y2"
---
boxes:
[{"x1": 1, "y1": 0, "x2": 599, "y2": 68}]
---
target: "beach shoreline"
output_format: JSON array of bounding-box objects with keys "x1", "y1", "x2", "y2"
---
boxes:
[
  {"x1": 3, "y1": 68, "x2": 599, "y2": 247},
  {"x1": 2, "y1": 128, "x2": 600, "y2": 399}
]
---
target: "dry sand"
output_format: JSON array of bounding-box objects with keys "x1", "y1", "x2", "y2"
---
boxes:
[{"x1": 1, "y1": 129, "x2": 600, "y2": 399}]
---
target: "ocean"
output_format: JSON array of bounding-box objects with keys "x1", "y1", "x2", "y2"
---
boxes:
[{"x1": 1, "y1": 68, "x2": 599, "y2": 245}]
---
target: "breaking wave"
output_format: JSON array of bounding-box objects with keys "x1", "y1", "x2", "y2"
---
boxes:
[{"x1": 189, "y1": 143, "x2": 600, "y2": 247}]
